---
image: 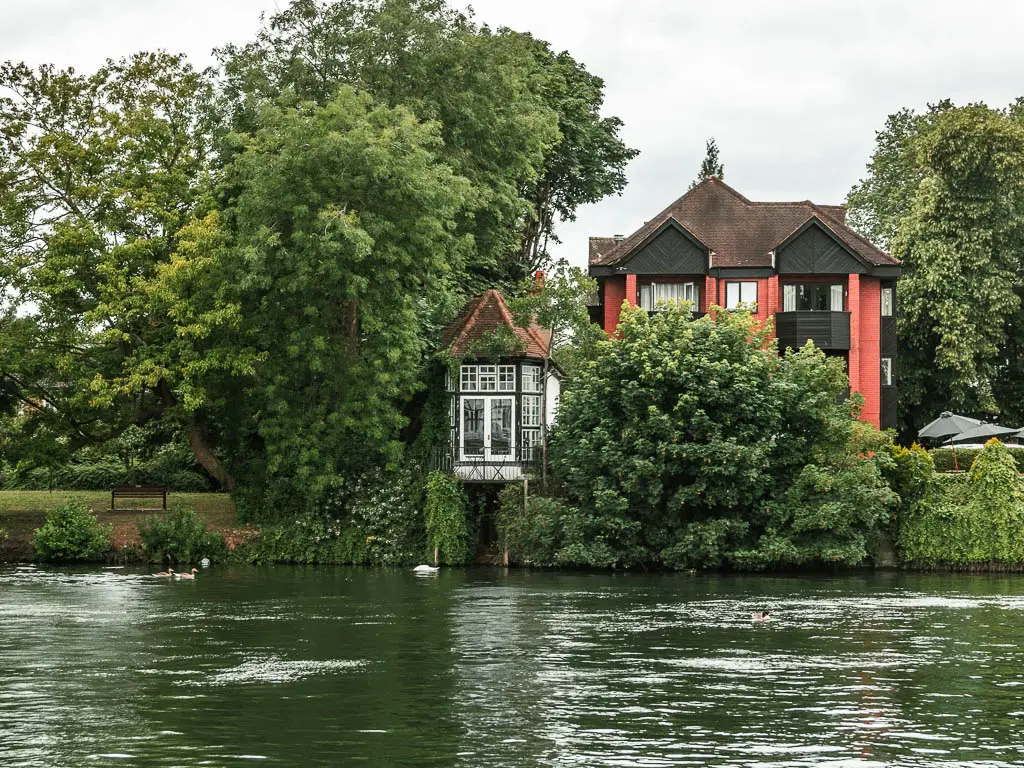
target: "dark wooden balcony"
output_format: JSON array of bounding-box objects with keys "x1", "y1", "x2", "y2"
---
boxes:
[{"x1": 775, "y1": 311, "x2": 851, "y2": 351}]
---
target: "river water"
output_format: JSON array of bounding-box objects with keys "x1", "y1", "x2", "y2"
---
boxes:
[{"x1": 1, "y1": 566, "x2": 1023, "y2": 767}]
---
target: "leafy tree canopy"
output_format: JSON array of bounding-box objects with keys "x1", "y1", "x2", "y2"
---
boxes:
[
  {"x1": 847, "y1": 101, "x2": 1024, "y2": 432},
  {"x1": 216, "y1": 0, "x2": 637, "y2": 287},
  {"x1": 549, "y1": 305, "x2": 895, "y2": 569}
]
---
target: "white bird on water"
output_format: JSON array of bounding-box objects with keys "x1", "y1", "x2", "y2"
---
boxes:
[
  {"x1": 413, "y1": 564, "x2": 440, "y2": 574},
  {"x1": 174, "y1": 568, "x2": 199, "y2": 580}
]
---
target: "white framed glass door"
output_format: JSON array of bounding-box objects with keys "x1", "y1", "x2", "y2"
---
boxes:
[{"x1": 460, "y1": 396, "x2": 515, "y2": 461}]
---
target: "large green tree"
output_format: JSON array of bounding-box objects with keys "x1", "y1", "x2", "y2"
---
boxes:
[
  {"x1": 0, "y1": 53, "x2": 223, "y2": 475},
  {"x1": 154, "y1": 88, "x2": 472, "y2": 515},
  {"x1": 550, "y1": 305, "x2": 895, "y2": 568},
  {"x1": 847, "y1": 102, "x2": 1024, "y2": 432},
  {"x1": 216, "y1": 0, "x2": 636, "y2": 286}
]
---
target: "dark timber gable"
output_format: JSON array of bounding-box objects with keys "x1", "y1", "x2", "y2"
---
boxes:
[
  {"x1": 619, "y1": 220, "x2": 708, "y2": 275},
  {"x1": 776, "y1": 219, "x2": 867, "y2": 275}
]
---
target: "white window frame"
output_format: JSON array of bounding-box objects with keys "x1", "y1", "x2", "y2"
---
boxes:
[
  {"x1": 881, "y1": 357, "x2": 893, "y2": 387},
  {"x1": 639, "y1": 281, "x2": 699, "y2": 311},
  {"x1": 460, "y1": 364, "x2": 516, "y2": 392},
  {"x1": 522, "y1": 394, "x2": 542, "y2": 427},
  {"x1": 521, "y1": 364, "x2": 542, "y2": 393},
  {"x1": 459, "y1": 395, "x2": 516, "y2": 462},
  {"x1": 881, "y1": 287, "x2": 894, "y2": 317},
  {"x1": 725, "y1": 281, "x2": 758, "y2": 310}
]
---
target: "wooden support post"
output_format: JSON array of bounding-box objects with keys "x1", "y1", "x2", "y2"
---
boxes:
[{"x1": 433, "y1": 546, "x2": 439, "y2": 567}]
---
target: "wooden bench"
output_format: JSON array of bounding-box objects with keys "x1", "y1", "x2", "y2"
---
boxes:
[{"x1": 111, "y1": 485, "x2": 167, "y2": 511}]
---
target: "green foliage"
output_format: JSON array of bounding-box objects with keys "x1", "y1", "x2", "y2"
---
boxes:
[
  {"x1": 661, "y1": 518, "x2": 748, "y2": 570},
  {"x1": 496, "y1": 485, "x2": 643, "y2": 568},
  {"x1": 138, "y1": 506, "x2": 225, "y2": 564},
  {"x1": 883, "y1": 442, "x2": 934, "y2": 513},
  {"x1": 161, "y1": 87, "x2": 472, "y2": 517},
  {"x1": 690, "y1": 137, "x2": 724, "y2": 189},
  {"x1": 929, "y1": 446, "x2": 1020, "y2": 473},
  {"x1": 32, "y1": 500, "x2": 112, "y2": 561},
  {"x1": 847, "y1": 100, "x2": 1024, "y2": 432},
  {"x1": 244, "y1": 466, "x2": 426, "y2": 565},
  {"x1": 551, "y1": 305, "x2": 856, "y2": 559},
  {"x1": 424, "y1": 472, "x2": 469, "y2": 565},
  {"x1": 217, "y1": 0, "x2": 636, "y2": 286},
  {"x1": 0, "y1": 52, "x2": 222, "y2": 479},
  {"x1": 899, "y1": 440, "x2": 1024, "y2": 565}
]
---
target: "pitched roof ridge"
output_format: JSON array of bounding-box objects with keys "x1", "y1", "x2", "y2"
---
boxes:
[{"x1": 697, "y1": 177, "x2": 754, "y2": 205}]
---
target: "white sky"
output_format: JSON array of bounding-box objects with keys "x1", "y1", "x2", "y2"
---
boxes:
[{"x1": 4, "y1": 0, "x2": 1024, "y2": 267}]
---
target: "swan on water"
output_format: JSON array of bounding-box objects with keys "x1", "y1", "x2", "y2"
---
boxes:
[
  {"x1": 154, "y1": 568, "x2": 175, "y2": 578},
  {"x1": 174, "y1": 568, "x2": 199, "y2": 580},
  {"x1": 413, "y1": 564, "x2": 440, "y2": 574},
  {"x1": 751, "y1": 611, "x2": 771, "y2": 622}
]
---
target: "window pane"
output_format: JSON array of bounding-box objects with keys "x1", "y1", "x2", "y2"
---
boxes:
[
  {"x1": 741, "y1": 282, "x2": 757, "y2": 305},
  {"x1": 831, "y1": 284, "x2": 844, "y2": 311},
  {"x1": 462, "y1": 398, "x2": 484, "y2": 456},
  {"x1": 521, "y1": 429, "x2": 541, "y2": 460},
  {"x1": 725, "y1": 282, "x2": 740, "y2": 308},
  {"x1": 460, "y1": 365, "x2": 477, "y2": 392},
  {"x1": 490, "y1": 399, "x2": 513, "y2": 456},
  {"x1": 522, "y1": 395, "x2": 541, "y2": 427},
  {"x1": 639, "y1": 283, "x2": 653, "y2": 311},
  {"x1": 498, "y1": 365, "x2": 515, "y2": 392},
  {"x1": 881, "y1": 287, "x2": 894, "y2": 317},
  {"x1": 881, "y1": 358, "x2": 892, "y2": 386},
  {"x1": 478, "y1": 365, "x2": 497, "y2": 391},
  {"x1": 522, "y1": 364, "x2": 542, "y2": 393},
  {"x1": 783, "y1": 284, "x2": 796, "y2": 312}
]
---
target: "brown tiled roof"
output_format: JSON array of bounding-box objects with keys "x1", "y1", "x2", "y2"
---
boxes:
[
  {"x1": 442, "y1": 289, "x2": 550, "y2": 358},
  {"x1": 590, "y1": 178, "x2": 897, "y2": 269}
]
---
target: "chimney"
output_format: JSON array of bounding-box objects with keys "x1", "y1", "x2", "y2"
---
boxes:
[{"x1": 613, "y1": 234, "x2": 625, "y2": 241}]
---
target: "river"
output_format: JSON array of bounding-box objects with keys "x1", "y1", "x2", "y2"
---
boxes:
[{"x1": 1, "y1": 566, "x2": 1023, "y2": 767}]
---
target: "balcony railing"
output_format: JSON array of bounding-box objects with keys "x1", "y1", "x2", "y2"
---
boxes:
[
  {"x1": 429, "y1": 445, "x2": 544, "y2": 484},
  {"x1": 775, "y1": 311, "x2": 851, "y2": 351}
]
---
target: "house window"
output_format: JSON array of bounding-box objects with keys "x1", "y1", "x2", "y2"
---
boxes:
[
  {"x1": 881, "y1": 357, "x2": 893, "y2": 386},
  {"x1": 725, "y1": 281, "x2": 757, "y2": 310},
  {"x1": 461, "y1": 364, "x2": 516, "y2": 392},
  {"x1": 881, "y1": 287, "x2": 894, "y2": 317},
  {"x1": 522, "y1": 364, "x2": 542, "y2": 393},
  {"x1": 782, "y1": 283, "x2": 844, "y2": 312},
  {"x1": 522, "y1": 395, "x2": 542, "y2": 427},
  {"x1": 522, "y1": 428, "x2": 541, "y2": 460},
  {"x1": 639, "y1": 281, "x2": 699, "y2": 311}
]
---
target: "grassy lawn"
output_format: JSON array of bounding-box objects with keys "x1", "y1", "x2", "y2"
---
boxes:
[{"x1": 0, "y1": 491, "x2": 239, "y2": 561}]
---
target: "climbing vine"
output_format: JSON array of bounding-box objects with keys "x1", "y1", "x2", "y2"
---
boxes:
[{"x1": 425, "y1": 472, "x2": 470, "y2": 565}]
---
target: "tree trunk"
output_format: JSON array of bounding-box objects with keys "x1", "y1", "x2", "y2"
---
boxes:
[{"x1": 187, "y1": 422, "x2": 234, "y2": 491}]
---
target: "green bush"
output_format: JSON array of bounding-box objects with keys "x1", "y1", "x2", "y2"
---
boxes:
[
  {"x1": 243, "y1": 466, "x2": 427, "y2": 565},
  {"x1": 899, "y1": 440, "x2": 1024, "y2": 565},
  {"x1": 497, "y1": 486, "x2": 644, "y2": 568},
  {"x1": 930, "y1": 446, "x2": 1020, "y2": 473},
  {"x1": 138, "y1": 506, "x2": 224, "y2": 564},
  {"x1": 424, "y1": 472, "x2": 469, "y2": 565},
  {"x1": 32, "y1": 500, "x2": 113, "y2": 561}
]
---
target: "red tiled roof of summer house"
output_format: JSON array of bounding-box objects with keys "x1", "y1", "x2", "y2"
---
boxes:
[
  {"x1": 442, "y1": 289, "x2": 551, "y2": 359},
  {"x1": 589, "y1": 178, "x2": 898, "y2": 269}
]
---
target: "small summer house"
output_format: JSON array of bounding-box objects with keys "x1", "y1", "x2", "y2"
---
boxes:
[{"x1": 439, "y1": 289, "x2": 560, "y2": 483}]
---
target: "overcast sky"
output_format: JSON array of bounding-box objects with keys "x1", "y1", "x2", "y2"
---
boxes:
[{"x1": 4, "y1": 0, "x2": 1024, "y2": 267}]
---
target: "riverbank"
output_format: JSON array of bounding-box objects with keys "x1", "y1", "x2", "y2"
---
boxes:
[{"x1": 0, "y1": 491, "x2": 248, "y2": 562}]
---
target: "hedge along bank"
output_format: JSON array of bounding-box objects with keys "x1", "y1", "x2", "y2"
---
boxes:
[{"x1": 899, "y1": 439, "x2": 1024, "y2": 568}]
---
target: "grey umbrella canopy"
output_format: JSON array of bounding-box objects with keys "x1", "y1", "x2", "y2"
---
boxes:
[
  {"x1": 949, "y1": 423, "x2": 1021, "y2": 444},
  {"x1": 918, "y1": 412, "x2": 983, "y2": 440}
]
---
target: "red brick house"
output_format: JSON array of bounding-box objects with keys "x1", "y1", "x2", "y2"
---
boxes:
[{"x1": 588, "y1": 178, "x2": 900, "y2": 429}]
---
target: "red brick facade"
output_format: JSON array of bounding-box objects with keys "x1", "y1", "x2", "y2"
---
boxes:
[{"x1": 588, "y1": 179, "x2": 900, "y2": 430}]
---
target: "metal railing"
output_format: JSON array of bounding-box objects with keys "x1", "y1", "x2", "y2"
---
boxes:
[{"x1": 429, "y1": 444, "x2": 544, "y2": 484}]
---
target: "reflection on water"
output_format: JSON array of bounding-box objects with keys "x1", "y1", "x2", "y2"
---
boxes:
[{"x1": 1, "y1": 566, "x2": 1023, "y2": 766}]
